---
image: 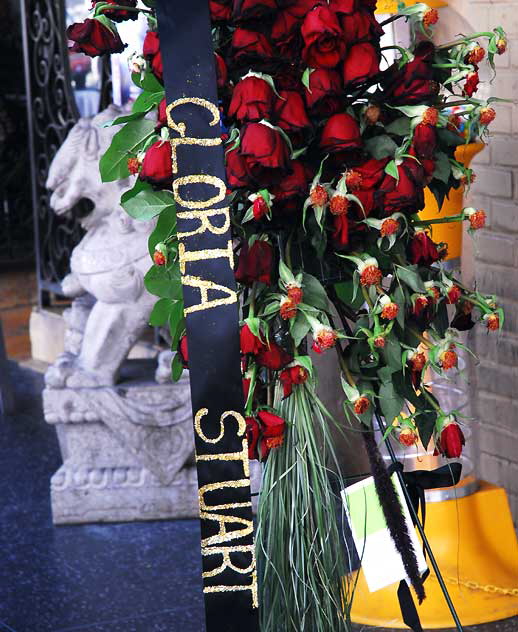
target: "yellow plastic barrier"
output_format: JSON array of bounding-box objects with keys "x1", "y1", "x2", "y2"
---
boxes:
[
  {"x1": 350, "y1": 481, "x2": 518, "y2": 628},
  {"x1": 420, "y1": 142, "x2": 485, "y2": 260},
  {"x1": 376, "y1": 0, "x2": 446, "y2": 13}
]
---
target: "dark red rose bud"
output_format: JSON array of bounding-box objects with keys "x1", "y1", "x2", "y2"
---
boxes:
[
  {"x1": 384, "y1": 41, "x2": 438, "y2": 105},
  {"x1": 447, "y1": 285, "x2": 462, "y2": 304},
  {"x1": 233, "y1": 0, "x2": 277, "y2": 22},
  {"x1": 304, "y1": 68, "x2": 343, "y2": 117},
  {"x1": 271, "y1": 160, "x2": 312, "y2": 212},
  {"x1": 274, "y1": 90, "x2": 312, "y2": 137},
  {"x1": 214, "y1": 52, "x2": 228, "y2": 90},
  {"x1": 143, "y1": 31, "x2": 163, "y2": 81},
  {"x1": 332, "y1": 214, "x2": 349, "y2": 247},
  {"x1": 256, "y1": 341, "x2": 293, "y2": 370},
  {"x1": 240, "y1": 122, "x2": 291, "y2": 186},
  {"x1": 225, "y1": 146, "x2": 251, "y2": 189},
  {"x1": 67, "y1": 19, "x2": 125, "y2": 57},
  {"x1": 412, "y1": 123, "x2": 437, "y2": 161},
  {"x1": 139, "y1": 141, "x2": 173, "y2": 188},
  {"x1": 178, "y1": 335, "x2": 189, "y2": 369},
  {"x1": 301, "y1": 5, "x2": 346, "y2": 69},
  {"x1": 279, "y1": 365, "x2": 309, "y2": 397},
  {"x1": 240, "y1": 324, "x2": 263, "y2": 355},
  {"x1": 409, "y1": 231, "x2": 440, "y2": 266},
  {"x1": 464, "y1": 71, "x2": 480, "y2": 97},
  {"x1": 343, "y1": 42, "x2": 379, "y2": 86},
  {"x1": 439, "y1": 421, "x2": 465, "y2": 458},
  {"x1": 157, "y1": 98, "x2": 167, "y2": 128},
  {"x1": 232, "y1": 28, "x2": 274, "y2": 65},
  {"x1": 210, "y1": 0, "x2": 232, "y2": 22},
  {"x1": 235, "y1": 240, "x2": 274, "y2": 286},
  {"x1": 91, "y1": 0, "x2": 137, "y2": 22},
  {"x1": 380, "y1": 159, "x2": 425, "y2": 215},
  {"x1": 320, "y1": 112, "x2": 362, "y2": 153},
  {"x1": 272, "y1": 1, "x2": 317, "y2": 58},
  {"x1": 329, "y1": 0, "x2": 356, "y2": 14},
  {"x1": 341, "y1": 9, "x2": 383, "y2": 44},
  {"x1": 257, "y1": 410, "x2": 286, "y2": 458},
  {"x1": 228, "y1": 76, "x2": 275, "y2": 122},
  {"x1": 252, "y1": 196, "x2": 269, "y2": 220},
  {"x1": 246, "y1": 417, "x2": 260, "y2": 460}
]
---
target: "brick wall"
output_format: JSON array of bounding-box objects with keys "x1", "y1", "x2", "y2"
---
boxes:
[{"x1": 440, "y1": 0, "x2": 518, "y2": 523}]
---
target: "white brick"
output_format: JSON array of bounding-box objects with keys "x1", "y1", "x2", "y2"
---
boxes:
[
  {"x1": 476, "y1": 390, "x2": 518, "y2": 433},
  {"x1": 472, "y1": 166, "x2": 512, "y2": 198},
  {"x1": 490, "y1": 198, "x2": 518, "y2": 232},
  {"x1": 490, "y1": 5, "x2": 518, "y2": 36},
  {"x1": 491, "y1": 138, "x2": 518, "y2": 166},
  {"x1": 476, "y1": 230, "x2": 517, "y2": 265}
]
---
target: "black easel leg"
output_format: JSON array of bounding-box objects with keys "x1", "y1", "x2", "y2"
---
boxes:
[{"x1": 375, "y1": 413, "x2": 464, "y2": 632}]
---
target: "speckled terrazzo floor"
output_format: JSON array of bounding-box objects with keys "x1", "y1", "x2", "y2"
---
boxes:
[{"x1": 1, "y1": 363, "x2": 516, "y2": 632}]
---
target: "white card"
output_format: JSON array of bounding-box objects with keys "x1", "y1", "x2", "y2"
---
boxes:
[{"x1": 341, "y1": 475, "x2": 428, "y2": 592}]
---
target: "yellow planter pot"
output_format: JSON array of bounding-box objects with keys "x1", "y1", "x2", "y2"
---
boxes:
[
  {"x1": 375, "y1": 0, "x2": 446, "y2": 14},
  {"x1": 419, "y1": 142, "x2": 485, "y2": 261}
]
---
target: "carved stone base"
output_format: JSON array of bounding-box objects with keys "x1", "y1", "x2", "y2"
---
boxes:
[{"x1": 44, "y1": 359, "x2": 261, "y2": 524}]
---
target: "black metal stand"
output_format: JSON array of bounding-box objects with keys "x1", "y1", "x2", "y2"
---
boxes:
[{"x1": 375, "y1": 413, "x2": 464, "y2": 632}]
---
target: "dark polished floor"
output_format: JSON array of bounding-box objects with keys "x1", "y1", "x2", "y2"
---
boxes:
[
  {"x1": 1, "y1": 363, "x2": 516, "y2": 632},
  {"x1": 0, "y1": 363, "x2": 205, "y2": 632}
]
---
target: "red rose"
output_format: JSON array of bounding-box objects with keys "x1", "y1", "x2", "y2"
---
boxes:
[
  {"x1": 67, "y1": 19, "x2": 125, "y2": 57},
  {"x1": 143, "y1": 31, "x2": 163, "y2": 81},
  {"x1": 380, "y1": 159, "x2": 425, "y2": 215},
  {"x1": 343, "y1": 42, "x2": 379, "y2": 86},
  {"x1": 210, "y1": 0, "x2": 232, "y2": 21},
  {"x1": 408, "y1": 231, "x2": 440, "y2": 266},
  {"x1": 257, "y1": 341, "x2": 293, "y2": 370},
  {"x1": 246, "y1": 417, "x2": 261, "y2": 460},
  {"x1": 240, "y1": 122, "x2": 291, "y2": 185},
  {"x1": 271, "y1": 0, "x2": 316, "y2": 57},
  {"x1": 178, "y1": 335, "x2": 189, "y2": 369},
  {"x1": 91, "y1": 0, "x2": 137, "y2": 22},
  {"x1": 214, "y1": 52, "x2": 228, "y2": 90},
  {"x1": 384, "y1": 41, "x2": 438, "y2": 105},
  {"x1": 320, "y1": 112, "x2": 362, "y2": 153},
  {"x1": 257, "y1": 410, "x2": 286, "y2": 457},
  {"x1": 332, "y1": 214, "x2": 349, "y2": 247},
  {"x1": 271, "y1": 161, "x2": 312, "y2": 213},
  {"x1": 412, "y1": 123, "x2": 437, "y2": 161},
  {"x1": 232, "y1": 28, "x2": 274, "y2": 65},
  {"x1": 139, "y1": 141, "x2": 173, "y2": 188},
  {"x1": 329, "y1": 0, "x2": 357, "y2": 14},
  {"x1": 341, "y1": 10, "x2": 382, "y2": 44},
  {"x1": 228, "y1": 76, "x2": 275, "y2": 122},
  {"x1": 274, "y1": 90, "x2": 312, "y2": 138},
  {"x1": 304, "y1": 68, "x2": 343, "y2": 116},
  {"x1": 464, "y1": 71, "x2": 480, "y2": 97},
  {"x1": 279, "y1": 365, "x2": 309, "y2": 397},
  {"x1": 233, "y1": 0, "x2": 277, "y2": 22},
  {"x1": 301, "y1": 6, "x2": 346, "y2": 69},
  {"x1": 235, "y1": 240, "x2": 274, "y2": 286},
  {"x1": 225, "y1": 146, "x2": 251, "y2": 189},
  {"x1": 240, "y1": 324, "x2": 263, "y2": 355},
  {"x1": 438, "y1": 422, "x2": 465, "y2": 458},
  {"x1": 157, "y1": 98, "x2": 167, "y2": 128}
]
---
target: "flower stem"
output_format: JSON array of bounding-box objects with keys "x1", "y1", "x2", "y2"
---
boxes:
[{"x1": 414, "y1": 214, "x2": 464, "y2": 226}]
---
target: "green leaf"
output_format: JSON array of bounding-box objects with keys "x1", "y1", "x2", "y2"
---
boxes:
[
  {"x1": 122, "y1": 188, "x2": 175, "y2": 221},
  {"x1": 302, "y1": 273, "x2": 328, "y2": 311},
  {"x1": 433, "y1": 152, "x2": 451, "y2": 184},
  {"x1": 364, "y1": 135, "x2": 398, "y2": 160},
  {"x1": 393, "y1": 284, "x2": 406, "y2": 329},
  {"x1": 100, "y1": 119, "x2": 156, "y2": 182},
  {"x1": 383, "y1": 334, "x2": 402, "y2": 370},
  {"x1": 290, "y1": 311, "x2": 311, "y2": 347},
  {"x1": 334, "y1": 280, "x2": 364, "y2": 311},
  {"x1": 279, "y1": 259, "x2": 295, "y2": 285},
  {"x1": 379, "y1": 381, "x2": 404, "y2": 425},
  {"x1": 121, "y1": 179, "x2": 151, "y2": 205},
  {"x1": 384, "y1": 159, "x2": 399, "y2": 180},
  {"x1": 144, "y1": 263, "x2": 183, "y2": 300},
  {"x1": 168, "y1": 302, "x2": 185, "y2": 349},
  {"x1": 132, "y1": 87, "x2": 165, "y2": 113},
  {"x1": 104, "y1": 111, "x2": 147, "y2": 127},
  {"x1": 148, "y1": 205, "x2": 177, "y2": 256},
  {"x1": 385, "y1": 117, "x2": 412, "y2": 136},
  {"x1": 171, "y1": 352, "x2": 184, "y2": 382},
  {"x1": 141, "y1": 72, "x2": 164, "y2": 93},
  {"x1": 149, "y1": 297, "x2": 174, "y2": 326},
  {"x1": 395, "y1": 264, "x2": 426, "y2": 293}
]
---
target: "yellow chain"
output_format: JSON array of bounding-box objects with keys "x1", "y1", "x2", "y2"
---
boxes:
[{"x1": 431, "y1": 573, "x2": 518, "y2": 597}]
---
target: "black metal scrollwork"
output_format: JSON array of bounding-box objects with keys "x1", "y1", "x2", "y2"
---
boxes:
[{"x1": 21, "y1": 0, "x2": 112, "y2": 303}]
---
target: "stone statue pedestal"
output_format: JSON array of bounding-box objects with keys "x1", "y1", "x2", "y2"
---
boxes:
[
  {"x1": 44, "y1": 359, "x2": 197, "y2": 524},
  {"x1": 44, "y1": 358, "x2": 261, "y2": 524}
]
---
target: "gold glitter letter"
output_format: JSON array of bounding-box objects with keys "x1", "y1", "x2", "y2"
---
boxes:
[
  {"x1": 194, "y1": 409, "x2": 247, "y2": 444},
  {"x1": 182, "y1": 276, "x2": 237, "y2": 314},
  {"x1": 173, "y1": 175, "x2": 226, "y2": 210},
  {"x1": 176, "y1": 208, "x2": 230, "y2": 240}
]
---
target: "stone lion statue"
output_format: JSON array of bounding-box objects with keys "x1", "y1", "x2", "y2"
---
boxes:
[{"x1": 45, "y1": 105, "x2": 158, "y2": 389}]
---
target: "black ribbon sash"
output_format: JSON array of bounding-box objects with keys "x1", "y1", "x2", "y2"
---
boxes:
[{"x1": 155, "y1": 2, "x2": 259, "y2": 630}]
